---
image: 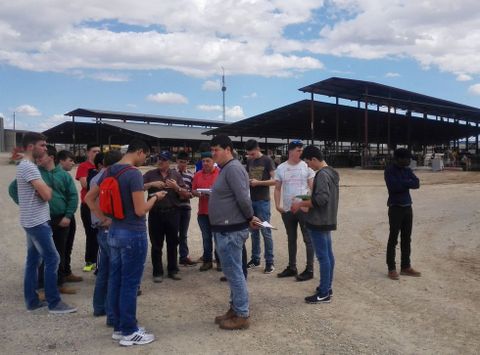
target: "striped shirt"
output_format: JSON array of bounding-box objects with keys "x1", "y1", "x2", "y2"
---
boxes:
[
  {"x1": 178, "y1": 168, "x2": 193, "y2": 209},
  {"x1": 16, "y1": 159, "x2": 50, "y2": 228}
]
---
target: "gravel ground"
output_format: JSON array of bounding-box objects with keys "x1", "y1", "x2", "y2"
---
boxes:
[{"x1": 1, "y1": 154, "x2": 479, "y2": 354}]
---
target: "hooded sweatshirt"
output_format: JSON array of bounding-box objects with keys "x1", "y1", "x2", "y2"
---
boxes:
[{"x1": 306, "y1": 166, "x2": 339, "y2": 231}]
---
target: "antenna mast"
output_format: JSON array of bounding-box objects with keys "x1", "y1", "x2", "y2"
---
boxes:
[{"x1": 221, "y1": 67, "x2": 226, "y2": 122}]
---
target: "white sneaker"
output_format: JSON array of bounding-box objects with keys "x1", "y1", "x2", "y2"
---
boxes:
[
  {"x1": 119, "y1": 329, "x2": 155, "y2": 346},
  {"x1": 112, "y1": 327, "x2": 145, "y2": 340}
]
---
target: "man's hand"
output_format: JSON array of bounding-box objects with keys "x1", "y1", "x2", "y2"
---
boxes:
[
  {"x1": 101, "y1": 217, "x2": 112, "y2": 228},
  {"x1": 290, "y1": 200, "x2": 302, "y2": 214},
  {"x1": 249, "y1": 216, "x2": 262, "y2": 230},
  {"x1": 58, "y1": 217, "x2": 71, "y2": 228},
  {"x1": 155, "y1": 191, "x2": 168, "y2": 200},
  {"x1": 276, "y1": 205, "x2": 285, "y2": 214},
  {"x1": 165, "y1": 179, "x2": 178, "y2": 190},
  {"x1": 249, "y1": 179, "x2": 260, "y2": 187},
  {"x1": 151, "y1": 181, "x2": 166, "y2": 189}
]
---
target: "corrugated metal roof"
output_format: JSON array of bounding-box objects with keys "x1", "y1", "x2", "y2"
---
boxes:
[{"x1": 104, "y1": 121, "x2": 209, "y2": 140}]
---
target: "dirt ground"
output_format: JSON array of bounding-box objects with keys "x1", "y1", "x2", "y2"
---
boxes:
[{"x1": 1, "y1": 153, "x2": 479, "y2": 354}]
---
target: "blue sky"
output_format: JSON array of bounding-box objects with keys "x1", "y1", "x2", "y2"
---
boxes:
[{"x1": 1, "y1": 1, "x2": 480, "y2": 132}]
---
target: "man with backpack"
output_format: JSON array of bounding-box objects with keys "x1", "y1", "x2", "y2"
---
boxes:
[{"x1": 85, "y1": 140, "x2": 167, "y2": 346}]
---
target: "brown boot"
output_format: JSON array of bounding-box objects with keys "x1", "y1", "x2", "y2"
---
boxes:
[
  {"x1": 65, "y1": 274, "x2": 83, "y2": 283},
  {"x1": 214, "y1": 308, "x2": 235, "y2": 324},
  {"x1": 388, "y1": 270, "x2": 399, "y2": 280},
  {"x1": 219, "y1": 315, "x2": 250, "y2": 330},
  {"x1": 400, "y1": 267, "x2": 421, "y2": 277},
  {"x1": 59, "y1": 286, "x2": 77, "y2": 294}
]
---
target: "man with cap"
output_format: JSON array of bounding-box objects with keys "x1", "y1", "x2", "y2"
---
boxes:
[
  {"x1": 274, "y1": 140, "x2": 315, "y2": 281},
  {"x1": 384, "y1": 148, "x2": 421, "y2": 280},
  {"x1": 143, "y1": 151, "x2": 191, "y2": 282}
]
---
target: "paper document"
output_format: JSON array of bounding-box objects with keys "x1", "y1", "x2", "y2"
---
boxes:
[
  {"x1": 197, "y1": 188, "x2": 212, "y2": 194},
  {"x1": 254, "y1": 221, "x2": 277, "y2": 230}
]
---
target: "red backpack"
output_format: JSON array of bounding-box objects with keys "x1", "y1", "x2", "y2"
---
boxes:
[{"x1": 99, "y1": 166, "x2": 135, "y2": 220}]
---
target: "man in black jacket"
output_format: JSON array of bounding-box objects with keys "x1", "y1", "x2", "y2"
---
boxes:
[{"x1": 384, "y1": 148, "x2": 421, "y2": 280}]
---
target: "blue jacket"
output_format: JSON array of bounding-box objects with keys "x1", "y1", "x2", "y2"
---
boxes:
[{"x1": 384, "y1": 164, "x2": 420, "y2": 206}]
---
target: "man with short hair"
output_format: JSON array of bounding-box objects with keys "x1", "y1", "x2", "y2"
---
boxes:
[
  {"x1": 274, "y1": 140, "x2": 315, "y2": 281},
  {"x1": 244, "y1": 139, "x2": 276, "y2": 273},
  {"x1": 16, "y1": 132, "x2": 77, "y2": 314},
  {"x1": 191, "y1": 151, "x2": 220, "y2": 271},
  {"x1": 209, "y1": 135, "x2": 261, "y2": 330},
  {"x1": 143, "y1": 151, "x2": 191, "y2": 282},
  {"x1": 57, "y1": 150, "x2": 83, "y2": 283},
  {"x1": 86, "y1": 139, "x2": 167, "y2": 346},
  {"x1": 291, "y1": 146, "x2": 339, "y2": 304},
  {"x1": 384, "y1": 148, "x2": 421, "y2": 280},
  {"x1": 175, "y1": 151, "x2": 197, "y2": 266},
  {"x1": 76, "y1": 143, "x2": 101, "y2": 272}
]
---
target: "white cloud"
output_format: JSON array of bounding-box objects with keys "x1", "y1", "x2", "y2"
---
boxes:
[
  {"x1": 385, "y1": 72, "x2": 400, "y2": 78},
  {"x1": 197, "y1": 105, "x2": 222, "y2": 112},
  {"x1": 226, "y1": 105, "x2": 245, "y2": 120},
  {"x1": 146, "y1": 92, "x2": 188, "y2": 104},
  {"x1": 456, "y1": 73, "x2": 473, "y2": 81},
  {"x1": 243, "y1": 92, "x2": 258, "y2": 99},
  {"x1": 89, "y1": 72, "x2": 129, "y2": 82},
  {"x1": 468, "y1": 84, "x2": 480, "y2": 95},
  {"x1": 38, "y1": 114, "x2": 68, "y2": 130},
  {"x1": 15, "y1": 104, "x2": 41, "y2": 116},
  {"x1": 202, "y1": 80, "x2": 221, "y2": 91}
]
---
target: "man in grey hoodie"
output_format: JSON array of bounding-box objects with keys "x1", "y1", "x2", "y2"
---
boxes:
[
  {"x1": 209, "y1": 135, "x2": 261, "y2": 330},
  {"x1": 291, "y1": 146, "x2": 339, "y2": 304}
]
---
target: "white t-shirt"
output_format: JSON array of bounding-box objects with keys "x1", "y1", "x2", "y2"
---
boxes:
[
  {"x1": 16, "y1": 159, "x2": 50, "y2": 228},
  {"x1": 275, "y1": 160, "x2": 315, "y2": 211}
]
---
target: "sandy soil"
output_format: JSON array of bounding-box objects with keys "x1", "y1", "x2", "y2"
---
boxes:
[{"x1": 1, "y1": 153, "x2": 479, "y2": 354}]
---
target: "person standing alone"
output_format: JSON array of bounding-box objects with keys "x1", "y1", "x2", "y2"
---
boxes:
[{"x1": 384, "y1": 148, "x2": 421, "y2": 280}]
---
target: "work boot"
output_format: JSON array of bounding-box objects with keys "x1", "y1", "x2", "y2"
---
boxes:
[
  {"x1": 388, "y1": 270, "x2": 400, "y2": 280},
  {"x1": 199, "y1": 262, "x2": 213, "y2": 271},
  {"x1": 214, "y1": 308, "x2": 235, "y2": 324},
  {"x1": 400, "y1": 267, "x2": 421, "y2": 277},
  {"x1": 59, "y1": 286, "x2": 77, "y2": 294},
  {"x1": 64, "y1": 273, "x2": 83, "y2": 283},
  {"x1": 219, "y1": 315, "x2": 250, "y2": 330}
]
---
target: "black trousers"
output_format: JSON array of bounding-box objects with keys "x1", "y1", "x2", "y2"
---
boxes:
[
  {"x1": 148, "y1": 209, "x2": 180, "y2": 276},
  {"x1": 178, "y1": 207, "x2": 191, "y2": 261},
  {"x1": 80, "y1": 203, "x2": 98, "y2": 264},
  {"x1": 64, "y1": 215, "x2": 76, "y2": 275},
  {"x1": 387, "y1": 206, "x2": 413, "y2": 271},
  {"x1": 39, "y1": 216, "x2": 70, "y2": 287},
  {"x1": 281, "y1": 211, "x2": 314, "y2": 272}
]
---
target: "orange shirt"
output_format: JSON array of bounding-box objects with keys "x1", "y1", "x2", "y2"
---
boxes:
[{"x1": 192, "y1": 167, "x2": 220, "y2": 215}]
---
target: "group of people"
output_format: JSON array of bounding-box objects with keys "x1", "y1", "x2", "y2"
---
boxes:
[{"x1": 12, "y1": 131, "x2": 422, "y2": 347}]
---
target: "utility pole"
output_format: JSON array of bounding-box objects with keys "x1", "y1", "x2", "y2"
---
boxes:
[
  {"x1": 221, "y1": 67, "x2": 226, "y2": 122},
  {"x1": 13, "y1": 111, "x2": 16, "y2": 148}
]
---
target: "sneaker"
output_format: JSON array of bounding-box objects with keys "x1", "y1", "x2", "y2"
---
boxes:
[
  {"x1": 388, "y1": 270, "x2": 400, "y2": 280},
  {"x1": 27, "y1": 301, "x2": 48, "y2": 312},
  {"x1": 180, "y1": 257, "x2": 198, "y2": 266},
  {"x1": 305, "y1": 293, "x2": 331, "y2": 304},
  {"x1": 48, "y1": 301, "x2": 77, "y2": 314},
  {"x1": 112, "y1": 327, "x2": 145, "y2": 340},
  {"x1": 296, "y1": 269, "x2": 314, "y2": 282},
  {"x1": 219, "y1": 276, "x2": 227, "y2": 282},
  {"x1": 199, "y1": 262, "x2": 213, "y2": 271},
  {"x1": 316, "y1": 287, "x2": 333, "y2": 298},
  {"x1": 83, "y1": 263, "x2": 96, "y2": 272},
  {"x1": 264, "y1": 264, "x2": 275, "y2": 274},
  {"x1": 167, "y1": 273, "x2": 182, "y2": 281},
  {"x1": 153, "y1": 276, "x2": 163, "y2": 283},
  {"x1": 119, "y1": 329, "x2": 155, "y2": 346},
  {"x1": 400, "y1": 267, "x2": 421, "y2": 277},
  {"x1": 64, "y1": 273, "x2": 83, "y2": 283},
  {"x1": 277, "y1": 266, "x2": 297, "y2": 278},
  {"x1": 246, "y1": 260, "x2": 260, "y2": 269}
]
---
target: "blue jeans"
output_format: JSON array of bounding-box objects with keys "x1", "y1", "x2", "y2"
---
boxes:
[
  {"x1": 250, "y1": 200, "x2": 274, "y2": 264},
  {"x1": 23, "y1": 222, "x2": 61, "y2": 310},
  {"x1": 93, "y1": 228, "x2": 114, "y2": 324},
  {"x1": 178, "y1": 208, "x2": 191, "y2": 261},
  {"x1": 107, "y1": 228, "x2": 148, "y2": 336},
  {"x1": 198, "y1": 215, "x2": 214, "y2": 262},
  {"x1": 214, "y1": 229, "x2": 249, "y2": 317},
  {"x1": 308, "y1": 229, "x2": 335, "y2": 296}
]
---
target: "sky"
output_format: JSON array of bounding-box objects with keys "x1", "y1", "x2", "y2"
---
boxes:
[{"x1": 2, "y1": 0, "x2": 480, "y2": 132}]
